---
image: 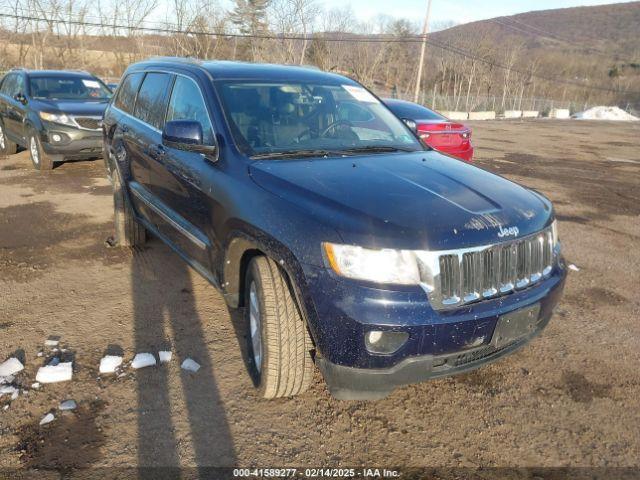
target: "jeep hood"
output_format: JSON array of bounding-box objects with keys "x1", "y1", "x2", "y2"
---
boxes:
[{"x1": 249, "y1": 151, "x2": 552, "y2": 250}]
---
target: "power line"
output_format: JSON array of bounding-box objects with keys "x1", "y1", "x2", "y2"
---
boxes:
[{"x1": 0, "y1": 12, "x2": 637, "y2": 95}]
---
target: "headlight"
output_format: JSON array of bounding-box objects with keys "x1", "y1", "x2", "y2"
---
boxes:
[
  {"x1": 39, "y1": 112, "x2": 75, "y2": 127},
  {"x1": 323, "y1": 243, "x2": 420, "y2": 285},
  {"x1": 551, "y1": 219, "x2": 559, "y2": 245}
]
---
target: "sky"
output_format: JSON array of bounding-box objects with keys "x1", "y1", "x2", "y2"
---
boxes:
[{"x1": 317, "y1": 0, "x2": 639, "y2": 26}]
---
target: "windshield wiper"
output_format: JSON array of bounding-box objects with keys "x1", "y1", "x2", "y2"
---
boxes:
[
  {"x1": 340, "y1": 146, "x2": 419, "y2": 154},
  {"x1": 250, "y1": 149, "x2": 351, "y2": 160}
]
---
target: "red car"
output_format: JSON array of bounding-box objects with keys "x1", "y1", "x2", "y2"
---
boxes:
[{"x1": 384, "y1": 99, "x2": 474, "y2": 161}]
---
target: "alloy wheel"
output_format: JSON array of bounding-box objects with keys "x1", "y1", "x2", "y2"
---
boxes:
[
  {"x1": 30, "y1": 136, "x2": 39, "y2": 165},
  {"x1": 249, "y1": 281, "x2": 262, "y2": 373}
]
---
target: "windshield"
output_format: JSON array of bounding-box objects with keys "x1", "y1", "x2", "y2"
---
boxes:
[
  {"x1": 29, "y1": 76, "x2": 112, "y2": 101},
  {"x1": 215, "y1": 81, "x2": 423, "y2": 158}
]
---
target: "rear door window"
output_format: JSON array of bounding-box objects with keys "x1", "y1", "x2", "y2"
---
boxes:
[
  {"x1": 1, "y1": 74, "x2": 17, "y2": 96},
  {"x1": 166, "y1": 76, "x2": 214, "y2": 145},
  {"x1": 133, "y1": 73, "x2": 173, "y2": 130},
  {"x1": 114, "y1": 72, "x2": 144, "y2": 115}
]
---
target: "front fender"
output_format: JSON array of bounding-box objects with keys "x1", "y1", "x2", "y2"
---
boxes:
[{"x1": 221, "y1": 228, "x2": 322, "y2": 346}]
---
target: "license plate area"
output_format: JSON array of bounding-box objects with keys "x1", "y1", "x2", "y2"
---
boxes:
[{"x1": 491, "y1": 303, "x2": 541, "y2": 348}]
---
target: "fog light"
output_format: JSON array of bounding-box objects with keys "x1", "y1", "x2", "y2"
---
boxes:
[
  {"x1": 51, "y1": 134, "x2": 62, "y2": 143},
  {"x1": 365, "y1": 330, "x2": 408, "y2": 355}
]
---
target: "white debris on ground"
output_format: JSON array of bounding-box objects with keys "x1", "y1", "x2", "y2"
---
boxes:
[
  {"x1": 1, "y1": 375, "x2": 15, "y2": 384},
  {"x1": 59, "y1": 399, "x2": 77, "y2": 411},
  {"x1": 569, "y1": 264, "x2": 580, "y2": 271},
  {"x1": 31, "y1": 382, "x2": 40, "y2": 389},
  {"x1": 99, "y1": 355, "x2": 123, "y2": 374},
  {"x1": 573, "y1": 106, "x2": 639, "y2": 121},
  {"x1": 0, "y1": 358, "x2": 24, "y2": 377},
  {"x1": 159, "y1": 351, "x2": 172, "y2": 364},
  {"x1": 40, "y1": 413, "x2": 55, "y2": 425},
  {"x1": 44, "y1": 339, "x2": 60, "y2": 347},
  {"x1": 0, "y1": 385, "x2": 18, "y2": 396},
  {"x1": 36, "y1": 362, "x2": 73, "y2": 383},
  {"x1": 131, "y1": 353, "x2": 156, "y2": 369},
  {"x1": 181, "y1": 358, "x2": 201, "y2": 373}
]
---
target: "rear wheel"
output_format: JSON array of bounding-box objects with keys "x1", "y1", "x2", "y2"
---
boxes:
[
  {"x1": 245, "y1": 256, "x2": 315, "y2": 398},
  {"x1": 0, "y1": 122, "x2": 17, "y2": 156},
  {"x1": 29, "y1": 132, "x2": 53, "y2": 171},
  {"x1": 112, "y1": 171, "x2": 146, "y2": 247}
]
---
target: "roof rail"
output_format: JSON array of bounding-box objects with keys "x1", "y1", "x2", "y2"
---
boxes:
[{"x1": 147, "y1": 56, "x2": 203, "y2": 65}]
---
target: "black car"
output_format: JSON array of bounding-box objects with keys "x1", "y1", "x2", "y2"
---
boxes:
[
  {"x1": 0, "y1": 69, "x2": 112, "y2": 170},
  {"x1": 103, "y1": 58, "x2": 565, "y2": 400}
]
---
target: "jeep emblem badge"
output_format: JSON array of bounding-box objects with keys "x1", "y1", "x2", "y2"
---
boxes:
[{"x1": 497, "y1": 225, "x2": 519, "y2": 238}]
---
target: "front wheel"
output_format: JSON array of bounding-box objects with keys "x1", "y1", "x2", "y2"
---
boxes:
[
  {"x1": 29, "y1": 132, "x2": 53, "y2": 171},
  {"x1": 245, "y1": 256, "x2": 315, "y2": 398},
  {"x1": 0, "y1": 122, "x2": 17, "y2": 156}
]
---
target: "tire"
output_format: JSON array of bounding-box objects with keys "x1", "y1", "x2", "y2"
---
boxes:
[
  {"x1": 112, "y1": 170, "x2": 146, "y2": 247},
  {"x1": 245, "y1": 256, "x2": 315, "y2": 398},
  {"x1": 0, "y1": 122, "x2": 17, "y2": 156},
  {"x1": 29, "y1": 132, "x2": 53, "y2": 171}
]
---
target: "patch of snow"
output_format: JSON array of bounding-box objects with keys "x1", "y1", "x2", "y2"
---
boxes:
[
  {"x1": 59, "y1": 399, "x2": 77, "y2": 411},
  {"x1": 573, "y1": 106, "x2": 639, "y2": 121},
  {"x1": 11, "y1": 390, "x2": 19, "y2": 400},
  {"x1": 158, "y1": 351, "x2": 172, "y2": 364},
  {"x1": 37, "y1": 352, "x2": 44, "y2": 357},
  {"x1": 2, "y1": 405, "x2": 8, "y2": 411},
  {"x1": 36, "y1": 362, "x2": 73, "y2": 383},
  {"x1": 0, "y1": 385, "x2": 18, "y2": 396},
  {"x1": 31, "y1": 382, "x2": 40, "y2": 389},
  {"x1": 0, "y1": 358, "x2": 24, "y2": 377},
  {"x1": 131, "y1": 353, "x2": 156, "y2": 369},
  {"x1": 39, "y1": 413, "x2": 55, "y2": 425},
  {"x1": 44, "y1": 339, "x2": 59, "y2": 347},
  {"x1": 181, "y1": 358, "x2": 200, "y2": 373},
  {"x1": 568, "y1": 264, "x2": 580, "y2": 272},
  {"x1": 99, "y1": 355, "x2": 123, "y2": 374}
]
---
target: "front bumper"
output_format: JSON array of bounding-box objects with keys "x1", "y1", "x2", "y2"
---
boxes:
[
  {"x1": 300, "y1": 261, "x2": 566, "y2": 399},
  {"x1": 317, "y1": 310, "x2": 552, "y2": 400},
  {"x1": 40, "y1": 125, "x2": 103, "y2": 161}
]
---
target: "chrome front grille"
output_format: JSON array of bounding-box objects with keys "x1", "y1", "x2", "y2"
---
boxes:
[
  {"x1": 74, "y1": 117, "x2": 102, "y2": 130},
  {"x1": 419, "y1": 226, "x2": 555, "y2": 311}
]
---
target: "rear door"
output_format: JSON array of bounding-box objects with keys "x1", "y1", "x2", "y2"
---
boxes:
[
  {"x1": 124, "y1": 72, "x2": 173, "y2": 231},
  {"x1": 0, "y1": 73, "x2": 27, "y2": 143}
]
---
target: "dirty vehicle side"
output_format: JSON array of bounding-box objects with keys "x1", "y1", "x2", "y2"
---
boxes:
[
  {"x1": 102, "y1": 58, "x2": 566, "y2": 400},
  {"x1": 0, "y1": 69, "x2": 112, "y2": 170}
]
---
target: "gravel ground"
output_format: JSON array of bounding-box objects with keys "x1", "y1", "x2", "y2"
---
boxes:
[{"x1": 0, "y1": 119, "x2": 639, "y2": 478}]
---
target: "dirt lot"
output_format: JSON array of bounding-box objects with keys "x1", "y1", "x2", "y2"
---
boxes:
[{"x1": 0, "y1": 120, "x2": 639, "y2": 478}]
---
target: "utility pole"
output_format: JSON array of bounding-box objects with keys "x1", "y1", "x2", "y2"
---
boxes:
[{"x1": 413, "y1": 0, "x2": 433, "y2": 103}]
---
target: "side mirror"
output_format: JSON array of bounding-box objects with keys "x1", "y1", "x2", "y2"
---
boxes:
[
  {"x1": 14, "y1": 93, "x2": 27, "y2": 105},
  {"x1": 162, "y1": 120, "x2": 217, "y2": 160}
]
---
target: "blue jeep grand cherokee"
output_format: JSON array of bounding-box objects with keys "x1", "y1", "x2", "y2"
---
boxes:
[{"x1": 103, "y1": 58, "x2": 566, "y2": 400}]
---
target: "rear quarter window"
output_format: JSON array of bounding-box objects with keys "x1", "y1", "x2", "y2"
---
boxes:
[
  {"x1": 114, "y1": 72, "x2": 144, "y2": 115},
  {"x1": 133, "y1": 73, "x2": 173, "y2": 130}
]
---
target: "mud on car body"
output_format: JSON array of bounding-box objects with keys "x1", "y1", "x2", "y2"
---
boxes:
[
  {"x1": 102, "y1": 58, "x2": 566, "y2": 400},
  {"x1": 0, "y1": 69, "x2": 111, "y2": 170}
]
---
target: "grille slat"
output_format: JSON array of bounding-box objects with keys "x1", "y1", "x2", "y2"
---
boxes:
[{"x1": 429, "y1": 226, "x2": 555, "y2": 310}]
